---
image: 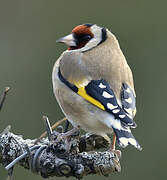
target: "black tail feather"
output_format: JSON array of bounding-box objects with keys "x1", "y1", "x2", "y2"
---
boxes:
[{"x1": 113, "y1": 127, "x2": 142, "y2": 150}]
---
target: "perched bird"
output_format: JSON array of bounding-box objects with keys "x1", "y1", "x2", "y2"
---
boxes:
[{"x1": 52, "y1": 24, "x2": 142, "y2": 151}]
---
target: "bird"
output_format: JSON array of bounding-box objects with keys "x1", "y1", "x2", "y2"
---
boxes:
[{"x1": 52, "y1": 23, "x2": 142, "y2": 152}]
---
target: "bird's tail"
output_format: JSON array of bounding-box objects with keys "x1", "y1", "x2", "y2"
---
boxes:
[{"x1": 113, "y1": 127, "x2": 142, "y2": 150}]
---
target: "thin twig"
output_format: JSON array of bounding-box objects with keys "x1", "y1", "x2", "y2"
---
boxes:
[
  {"x1": 35, "y1": 117, "x2": 67, "y2": 143},
  {"x1": 0, "y1": 87, "x2": 10, "y2": 111},
  {"x1": 49, "y1": 117, "x2": 67, "y2": 132},
  {"x1": 42, "y1": 116, "x2": 52, "y2": 141}
]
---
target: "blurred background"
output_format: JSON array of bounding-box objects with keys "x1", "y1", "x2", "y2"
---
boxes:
[{"x1": 0, "y1": 0, "x2": 166, "y2": 179}]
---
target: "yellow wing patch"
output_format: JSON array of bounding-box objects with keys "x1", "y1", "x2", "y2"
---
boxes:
[{"x1": 77, "y1": 86, "x2": 105, "y2": 111}]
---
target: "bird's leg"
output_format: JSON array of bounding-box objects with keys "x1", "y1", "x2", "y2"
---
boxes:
[
  {"x1": 109, "y1": 133, "x2": 122, "y2": 159},
  {"x1": 111, "y1": 134, "x2": 116, "y2": 150}
]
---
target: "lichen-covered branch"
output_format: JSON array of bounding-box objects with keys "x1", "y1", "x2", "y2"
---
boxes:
[
  {"x1": 0, "y1": 88, "x2": 121, "y2": 179},
  {"x1": 0, "y1": 127, "x2": 121, "y2": 179}
]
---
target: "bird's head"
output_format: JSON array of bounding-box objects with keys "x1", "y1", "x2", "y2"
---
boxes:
[{"x1": 56, "y1": 24, "x2": 107, "y2": 52}]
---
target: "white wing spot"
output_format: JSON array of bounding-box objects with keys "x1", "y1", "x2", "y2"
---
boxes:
[
  {"x1": 126, "y1": 88, "x2": 131, "y2": 93},
  {"x1": 112, "y1": 109, "x2": 120, "y2": 114},
  {"x1": 119, "y1": 137, "x2": 138, "y2": 148},
  {"x1": 129, "y1": 138, "x2": 138, "y2": 147},
  {"x1": 107, "y1": 103, "x2": 118, "y2": 110},
  {"x1": 119, "y1": 137, "x2": 129, "y2": 147},
  {"x1": 119, "y1": 115, "x2": 126, "y2": 118},
  {"x1": 99, "y1": 83, "x2": 106, "y2": 89},
  {"x1": 125, "y1": 97, "x2": 132, "y2": 104},
  {"x1": 124, "y1": 108, "x2": 132, "y2": 115},
  {"x1": 102, "y1": 91, "x2": 114, "y2": 98}
]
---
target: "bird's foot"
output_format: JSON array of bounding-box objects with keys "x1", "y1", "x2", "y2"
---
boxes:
[
  {"x1": 51, "y1": 126, "x2": 80, "y2": 152},
  {"x1": 108, "y1": 148, "x2": 121, "y2": 172},
  {"x1": 55, "y1": 127, "x2": 80, "y2": 143},
  {"x1": 109, "y1": 148, "x2": 122, "y2": 159}
]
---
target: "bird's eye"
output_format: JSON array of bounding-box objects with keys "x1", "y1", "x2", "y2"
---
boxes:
[
  {"x1": 69, "y1": 33, "x2": 93, "y2": 50},
  {"x1": 74, "y1": 34, "x2": 92, "y2": 44},
  {"x1": 81, "y1": 34, "x2": 92, "y2": 41}
]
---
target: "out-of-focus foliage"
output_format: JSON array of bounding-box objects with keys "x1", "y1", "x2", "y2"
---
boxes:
[{"x1": 0, "y1": 0, "x2": 166, "y2": 179}]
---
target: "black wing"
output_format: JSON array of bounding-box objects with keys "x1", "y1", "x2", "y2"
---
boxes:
[{"x1": 85, "y1": 80, "x2": 136, "y2": 128}]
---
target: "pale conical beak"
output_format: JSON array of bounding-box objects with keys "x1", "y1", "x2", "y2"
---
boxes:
[{"x1": 56, "y1": 34, "x2": 76, "y2": 47}]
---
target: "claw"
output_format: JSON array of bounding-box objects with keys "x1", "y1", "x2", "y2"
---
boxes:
[
  {"x1": 55, "y1": 127, "x2": 79, "y2": 143},
  {"x1": 54, "y1": 127, "x2": 80, "y2": 152}
]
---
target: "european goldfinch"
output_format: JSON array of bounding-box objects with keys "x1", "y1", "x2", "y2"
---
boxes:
[{"x1": 52, "y1": 24, "x2": 142, "y2": 151}]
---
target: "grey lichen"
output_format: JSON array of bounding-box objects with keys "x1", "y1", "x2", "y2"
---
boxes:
[{"x1": 0, "y1": 127, "x2": 121, "y2": 179}]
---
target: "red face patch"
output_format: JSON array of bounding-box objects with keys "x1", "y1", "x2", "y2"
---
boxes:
[
  {"x1": 72, "y1": 25, "x2": 94, "y2": 37},
  {"x1": 67, "y1": 25, "x2": 94, "y2": 50}
]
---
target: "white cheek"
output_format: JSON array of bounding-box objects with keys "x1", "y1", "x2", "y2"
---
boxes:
[{"x1": 74, "y1": 25, "x2": 102, "y2": 52}]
